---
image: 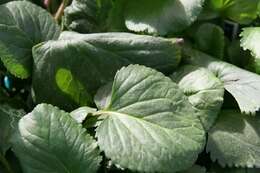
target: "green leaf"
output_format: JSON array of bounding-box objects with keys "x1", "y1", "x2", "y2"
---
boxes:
[
  {"x1": 105, "y1": 0, "x2": 127, "y2": 31},
  {"x1": 209, "y1": 163, "x2": 260, "y2": 173},
  {"x1": 70, "y1": 106, "x2": 97, "y2": 123},
  {"x1": 94, "y1": 82, "x2": 112, "y2": 110},
  {"x1": 207, "y1": 110, "x2": 260, "y2": 167},
  {"x1": 11, "y1": 104, "x2": 101, "y2": 173},
  {"x1": 32, "y1": 32, "x2": 181, "y2": 110},
  {"x1": 194, "y1": 23, "x2": 225, "y2": 59},
  {"x1": 180, "y1": 165, "x2": 206, "y2": 173},
  {"x1": 240, "y1": 27, "x2": 260, "y2": 73},
  {"x1": 171, "y1": 65, "x2": 224, "y2": 131},
  {"x1": 63, "y1": 0, "x2": 99, "y2": 33},
  {"x1": 183, "y1": 47, "x2": 260, "y2": 114},
  {"x1": 227, "y1": 40, "x2": 252, "y2": 68},
  {"x1": 0, "y1": 104, "x2": 24, "y2": 155},
  {"x1": 0, "y1": 1, "x2": 60, "y2": 78},
  {"x1": 124, "y1": 0, "x2": 204, "y2": 35},
  {"x1": 209, "y1": 0, "x2": 260, "y2": 24},
  {"x1": 95, "y1": 65, "x2": 205, "y2": 173},
  {"x1": 240, "y1": 27, "x2": 260, "y2": 59}
]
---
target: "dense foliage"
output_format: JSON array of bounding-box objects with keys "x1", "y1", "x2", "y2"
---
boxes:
[{"x1": 1, "y1": 0, "x2": 260, "y2": 172}]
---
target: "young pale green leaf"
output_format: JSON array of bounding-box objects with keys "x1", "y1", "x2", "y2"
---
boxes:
[
  {"x1": 240, "y1": 27, "x2": 260, "y2": 59},
  {"x1": 207, "y1": 110, "x2": 260, "y2": 168},
  {"x1": 208, "y1": 0, "x2": 259, "y2": 24},
  {"x1": 11, "y1": 104, "x2": 101, "y2": 173},
  {"x1": 95, "y1": 65, "x2": 205, "y2": 173},
  {"x1": 0, "y1": 104, "x2": 24, "y2": 155},
  {"x1": 240, "y1": 27, "x2": 260, "y2": 73},
  {"x1": 70, "y1": 106, "x2": 97, "y2": 123},
  {"x1": 124, "y1": 0, "x2": 204, "y2": 35},
  {"x1": 194, "y1": 23, "x2": 225, "y2": 59},
  {"x1": 183, "y1": 47, "x2": 260, "y2": 114},
  {"x1": 171, "y1": 65, "x2": 224, "y2": 131},
  {"x1": 94, "y1": 82, "x2": 112, "y2": 110},
  {"x1": 33, "y1": 32, "x2": 181, "y2": 111},
  {"x1": 0, "y1": 1, "x2": 60, "y2": 78}
]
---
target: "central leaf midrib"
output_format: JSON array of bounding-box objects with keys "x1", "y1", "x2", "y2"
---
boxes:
[{"x1": 98, "y1": 110, "x2": 201, "y2": 145}]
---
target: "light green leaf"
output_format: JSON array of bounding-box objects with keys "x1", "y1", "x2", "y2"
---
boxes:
[
  {"x1": 209, "y1": 0, "x2": 260, "y2": 24},
  {"x1": 183, "y1": 47, "x2": 260, "y2": 114},
  {"x1": 171, "y1": 65, "x2": 224, "y2": 131},
  {"x1": 124, "y1": 0, "x2": 204, "y2": 35},
  {"x1": 70, "y1": 106, "x2": 97, "y2": 123},
  {"x1": 240, "y1": 27, "x2": 260, "y2": 73},
  {"x1": 0, "y1": 104, "x2": 24, "y2": 155},
  {"x1": 194, "y1": 23, "x2": 225, "y2": 59},
  {"x1": 240, "y1": 27, "x2": 260, "y2": 59},
  {"x1": 11, "y1": 104, "x2": 101, "y2": 173},
  {"x1": 94, "y1": 82, "x2": 112, "y2": 110},
  {"x1": 95, "y1": 65, "x2": 205, "y2": 173},
  {"x1": 33, "y1": 32, "x2": 181, "y2": 111},
  {"x1": 0, "y1": 1, "x2": 60, "y2": 78},
  {"x1": 207, "y1": 110, "x2": 260, "y2": 167}
]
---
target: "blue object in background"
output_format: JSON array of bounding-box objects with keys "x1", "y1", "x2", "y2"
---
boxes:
[{"x1": 3, "y1": 76, "x2": 12, "y2": 90}]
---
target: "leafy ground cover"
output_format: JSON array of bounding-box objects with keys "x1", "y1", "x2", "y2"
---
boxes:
[{"x1": 1, "y1": 0, "x2": 260, "y2": 172}]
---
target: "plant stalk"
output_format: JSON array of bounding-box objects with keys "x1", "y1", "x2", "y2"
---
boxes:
[
  {"x1": 54, "y1": 0, "x2": 69, "y2": 21},
  {"x1": 0, "y1": 153, "x2": 14, "y2": 173}
]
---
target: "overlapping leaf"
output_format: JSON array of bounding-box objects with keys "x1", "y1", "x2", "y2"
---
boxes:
[
  {"x1": 63, "y1": 0, "x2": 99, "y2": 33},
  {"x1": 240, "y1": 27, "x2": 260, "y2": 60},
  {"x1": 171, "y1": 65, "x2": 224, "y2": 130},
  {"x1": 0, "y1": 1, "x2": 60, "y2": 78},
  {"x1": 0, "y1": 104, "x2": 24, "y2": 155},
  {"x1": 32, "y1": 32, "x2": 181, "y2": 110},
  {"x1": 11, "y1": 104, "x2": 101, "y2": 173},
  {"x1": 207, "y1": 110, "x2": 260, "y2": 168},
  {"x1": 95, "y1": 65, "x2": 205, "y2": 173},
  {"x1": 183, "y1": 47, "x2": 260, "y2": 114},
  {"x1": 240, "y1": 27, "x2": 260, "y2": 73},
  {"x1": 208, "y1": 0, "x2": 260, "y2": 24},
  {"x1": 194, "y1": 23, "x2": 225, "y2": 59},
  {"x1": 70, "y1": 106, "x2": 97, "y2": 123},
  {"x1": 124, "y1": 0, "x2": 204, "y2": 35}
]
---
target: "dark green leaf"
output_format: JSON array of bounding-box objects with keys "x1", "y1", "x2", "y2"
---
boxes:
[
  {"x1": 95, "y1": 65, "x2": 205, "y2": 173},
  {"x1": 0, "y1": 104, "x2": 24, "y2": 155},
  {"x1": 124, "y1": 0, "x2": 204, "y2": 35},
  {"x1": 32, "y1": 32, "x2": 181, "y2": 110},
  {"x1": 171, "y1": 65, "x2": 224, "y2": 131},
  {"x1": 208, "y1": 0, "x2": 260, "y2": 24},
  {"x1": 11, "y1": 104, "x2": 101, "y2": 173},
  {"x1": 183, "y1": 47, "x2": 260, "y2": 114},
  {"x1": 70, "y1": 106, "x2": 97, "y2": 123},
  {"x1": 194, "y1": 23, "x2": 225, "y2": 59},
  {"x1": 0, "y1": 1, "x2": 60, "y2": 78},
  {"x1": 63, "y1": 0, "x2": 99, "y2": 33},
  {"x1": 207, "y1": 110, "x2": 260, "y2": 167}
]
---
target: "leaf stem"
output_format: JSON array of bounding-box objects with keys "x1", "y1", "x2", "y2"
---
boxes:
[
  {"x1": 54, "y1": 0, "x2": 69, "y2": 21},
  {"x1": 0, "y1": 153, "x2": 14, "y2": 173}
]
